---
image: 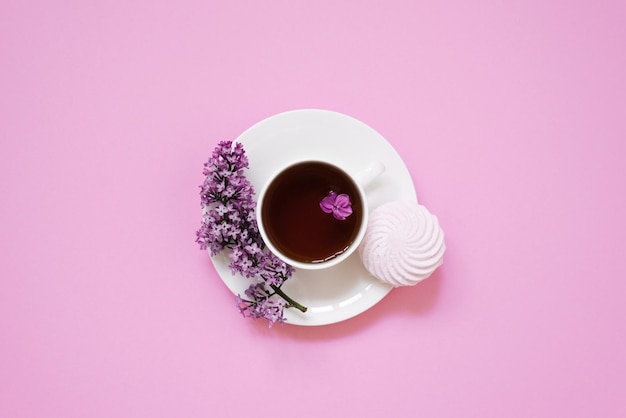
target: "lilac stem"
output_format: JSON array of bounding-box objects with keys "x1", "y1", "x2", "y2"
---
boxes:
[{"x1": 270, "y1": 284, "x2": 307, "y2": 313}]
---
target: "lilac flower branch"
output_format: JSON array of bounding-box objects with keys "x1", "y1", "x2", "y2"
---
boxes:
[{"x1": 196, "y1": 140, "x2": 306, "y2": 326}]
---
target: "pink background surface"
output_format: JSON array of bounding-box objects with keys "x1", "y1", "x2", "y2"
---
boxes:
[{"x1": 2, "y1": 1, "x2": 625, "y2": 417}]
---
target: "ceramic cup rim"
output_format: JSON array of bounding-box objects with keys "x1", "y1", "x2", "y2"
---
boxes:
[{"x1": 256, "y1": 159, "x2": 369, "y2": 271}]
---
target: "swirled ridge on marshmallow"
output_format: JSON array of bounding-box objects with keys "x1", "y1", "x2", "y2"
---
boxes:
[{"x1": 358, "y1": 201, "x2": 445, "y2": 287}]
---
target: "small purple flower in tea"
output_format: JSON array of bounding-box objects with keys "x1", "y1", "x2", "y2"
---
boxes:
[{"x1": 320, "y1": 191, "x2": 353, "y2": 220}]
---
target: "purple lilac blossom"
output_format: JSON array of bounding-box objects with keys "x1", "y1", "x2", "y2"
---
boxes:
[
  {"x1": 320, "y1": 191, "x2": 353, "y2": 220},
  {"x1": 196, "y1": 140, "x2": 297, "y2": 326}
]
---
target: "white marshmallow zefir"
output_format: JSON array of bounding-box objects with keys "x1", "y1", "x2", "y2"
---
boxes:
[{"x1": 358, "y1": 201, "x2": 445, "y2": 287}]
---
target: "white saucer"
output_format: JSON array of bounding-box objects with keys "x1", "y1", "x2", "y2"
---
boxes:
[{"x1": 211, "y1": 109, "x2": 417, "y2": 326}]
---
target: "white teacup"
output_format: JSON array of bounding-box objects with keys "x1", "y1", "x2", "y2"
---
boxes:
[{"x1": 257, "y1": 160, "x2": 384, "y2": 270}]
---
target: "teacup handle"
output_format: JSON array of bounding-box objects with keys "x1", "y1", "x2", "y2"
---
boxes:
[{"x1": 355, "y1": 161, "x2": 385, "y2": 189}]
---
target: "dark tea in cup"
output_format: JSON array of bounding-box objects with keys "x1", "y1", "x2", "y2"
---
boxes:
[{"x1": 258, "y1": 161, "x2": 364, "y2": 267}]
